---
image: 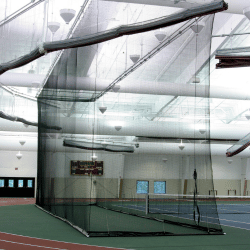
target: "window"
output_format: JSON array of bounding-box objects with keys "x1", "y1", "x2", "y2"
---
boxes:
[
  {"x1": 8, "y1": 179, "x2": 14, "y2": 188},
  {"x1": 27, "y1": 180, "x2": 33, "y2": 188},
  {"x1": 154, "y1": 181, "x2": 166, "y2": 194},
  {"x1": 136, "y1": 181, "x2": 149, "y2": 194},
  {"x1": 0, "y1": 179, "x2": 4, "y2": 187},
  {"x1": 18, "y1": 180, "x2": 24, "y2": 188}
]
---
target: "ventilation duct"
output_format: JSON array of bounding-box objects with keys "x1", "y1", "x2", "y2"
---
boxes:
[
  {"x1": 226, "y1": 132, "x2": 250, "y2": 157},
  {"x1": 63, "y1": 139, "x2": 134, "y2": 153},
  {"x1": 0, "y1": 1, "x2": 227, "y2": 76},
  {"x1": 0, "y1": 111, "x2": 62, "y2": 130}
]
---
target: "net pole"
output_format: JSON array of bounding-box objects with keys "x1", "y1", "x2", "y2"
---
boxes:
[{"x1": 145, "y1": 193, "x2": 149, "y2": 215}]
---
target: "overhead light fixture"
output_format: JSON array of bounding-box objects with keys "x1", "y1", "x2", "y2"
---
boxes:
[
  {"x1": 112, "y1": 85, "x2": 120, "y2": 92},
  {"x1": 245, "y1": 109, "x2": 250, "y2": 120},
  {"x1": 16, "y1": 151, "x2": 22, "y2": 160},
  {"x1": 99, "y1": 106, "x2": 107, "y2": 114},
  {"x1": 19, "y1": 139, "x2": 26, "y2": 146},
  {"x1": 130, "y1": 54, "x2": 140, "y2": 63},
  {"x1": 191, "y1": 76, "x2": 200, "y2": 83},
  {"x1": 48, "y1": 22, "x2": 60, "y2": 35},
  {"x1": 179, "y1": 139, "x2": 185, "y2": 150},
  {"x1": 101, "y1": 141, "x2": 108, "y2": 148},
  {"x1": 115, "y1": 125, "x2": 122, "y2": 131},
  {"x1": 199, "y1": 128, "x2": 206, "y2": 134},
  {"x1": 28, "y1": 68, "x2": 35, "y2": 74},
  {"x1": 243, "y1": 7, "x2": 250, "y2": 20},
  {"x1": 190, "y1": 21, "x2": 205, "y2": 34},
  {"x1": 227, "y1": 158, "x2": 233, "y2": 164},
  {"x1": 23, "y1": 123, "x2": 29, "y2": 128},
  {"x1": 60, "y1": 9, "x2": 76, "y2": 24},
  {"x1": 162, "y1": 158, "x2": 168, "y2": 163},
  {"x1": 91, "y1": 154, "x2": 98, "y2": 161},
  {"x1": 154, "y1": 30, "x2": 167, "y2": 42},
  {"x1": 31, "y1": 82, "x2": 41, "y2": 88}
]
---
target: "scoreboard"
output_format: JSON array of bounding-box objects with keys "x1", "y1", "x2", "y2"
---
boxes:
[{"x1": 71, "y1": 161, "x2": 103, "y2": 176}]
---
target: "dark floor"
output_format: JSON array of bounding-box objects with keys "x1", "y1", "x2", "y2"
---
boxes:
[{"x1": 0, "y1": 204, "x2": 249, "y2": 250}]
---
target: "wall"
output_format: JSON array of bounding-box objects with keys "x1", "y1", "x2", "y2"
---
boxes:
[
  {"x1": 122, "y1": 154, "x2": 215, "y2": 198},
  {"x1": 43, "y1": 152, "x2": 124, "y2": 199},
  {"x1": 212, "y1": 156, "x2": 242, "y2": 196},
  {"x1": 0, "y1": 151, "x2": 37, "y2": 177},
  {"x1": 1, "y1": 149, "x2": 249, "y2": 198},
  {"x1": 122, "y1": 154, "x2": 249, "y2": 197}
]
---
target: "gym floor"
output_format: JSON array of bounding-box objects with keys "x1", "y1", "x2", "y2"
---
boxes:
[{"x1": 0, "y1": 198, "x2": 249, "y2": 250}]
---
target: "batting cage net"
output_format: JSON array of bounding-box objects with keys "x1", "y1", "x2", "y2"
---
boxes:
[{"x1": 37, "y1": 0, "x2": 224, "y2": 237}]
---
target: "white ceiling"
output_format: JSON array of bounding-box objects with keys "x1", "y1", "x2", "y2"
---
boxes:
[{"x1": 1, "y1": 0, "x2": 250, "y2": 158}]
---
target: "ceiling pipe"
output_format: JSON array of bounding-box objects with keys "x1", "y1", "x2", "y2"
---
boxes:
[
  {"x1": 56, "y1": 117, "x2": 250, "y2": 141},
  {"x1": 2, "y1": 74, "x2": 250, "y2": 101}
]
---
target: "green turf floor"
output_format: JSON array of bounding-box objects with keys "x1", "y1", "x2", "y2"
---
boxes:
[{"x1": 0, "y1": 204, "x2": 249, "y2": 250}]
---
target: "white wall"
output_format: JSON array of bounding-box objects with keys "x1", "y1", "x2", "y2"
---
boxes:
[
  {"x1": 0, "y1": 151, "x2": 37, "y2": 177},
  {"x1": 124, "y1": 154, "x2": 183, "y2": 179},
  {"x1": 0, "y1": 149, "x2": 248, "y2": 196},
  {"x1": 211, "y1": 155, "x2": 241, "y2": 180}
]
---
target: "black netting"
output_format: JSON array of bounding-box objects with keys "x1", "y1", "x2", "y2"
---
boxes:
[{"x1": 37, "y1": 0, "x2": 223, "y2": 237}]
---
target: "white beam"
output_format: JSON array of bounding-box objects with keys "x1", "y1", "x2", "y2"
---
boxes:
[
  {"x1": 2, "y1": 74, "x2": 250, "y2": 101},
  {"x1": 103, "y1": 0, "x2": 250, "y2": 15}
]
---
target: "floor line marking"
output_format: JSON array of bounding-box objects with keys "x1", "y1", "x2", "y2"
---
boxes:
[
  {"x1": 220, "y1": 223, "x2": 250, "y2": 231},
  {"x1": 0, "y1": 239, "x2": 67, "y2": 249},
  {"x1": 219, "y1": 217, "x2": 250, "y2": 225},
  {"x1": 0, "y1": 231, "x2": 131, "y2": 250}
]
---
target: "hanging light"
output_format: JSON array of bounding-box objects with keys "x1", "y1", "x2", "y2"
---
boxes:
[
  {"x1": 199, "y1": 128, "x2": 206, "y2": 134},
  {"x1": 162, "y1": 158, "x2": 168, "y2": 163},
  {"x1": 179, "y1": 139, "x2": 185, "y2": 150},
  {"x1": 99, "y1": 106, "x2": 107, "y2": 114},
  {"x1": 31, "y1": 82, "x2": 41, "y2": 88},
  {"x1": 112, "y1": 85, "x2": 120, "y2": 92},
  {"x1": 227, "y1": 158, "x2": 233, "y2": 164},
  {"x1": 154, "y1": 30, "x2": 167, "y2": 42},
  {"x1": 245, "y1": 109, "x2": 250, "y2": 120},
  {"x1": 191, "y1": 76, "x2": 200, "y2": 83},
  {"x1": 28, "y1": 67, "x2": 35, "y2": 74},
  {"x1": 114, "y1": 125, "x2": 122, "y2": 131},
  {"x1": 19, "y1": 139, "x2": 26, "y2": 146},
  {"x1": 91, "y1": 154, "x2": 98, "y2": 161},
  {"x1": 243, "y1": 7, "x2": 250, "y2": 20},
  {"x1": 23, "y1": 123, "x2": 29, "y2": 128},
  {"x1": 190, "y1": 21, "x2": 205, "y2": 34},
  {"x1": 60, "y1": 9, "x2": 76, "y2": 24},
  {"x1": 16, "y1": 151, "x2": 22, "y2": 160},
  {"x1": 130, "y1": 54, "x2": 140, "y2": 63},
  {"x1": 101, "y1": 141, "x2": 108, "y2": 148},
  {"x1": 48, "y1": 22, "x2": 60, "y2": 35}
]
